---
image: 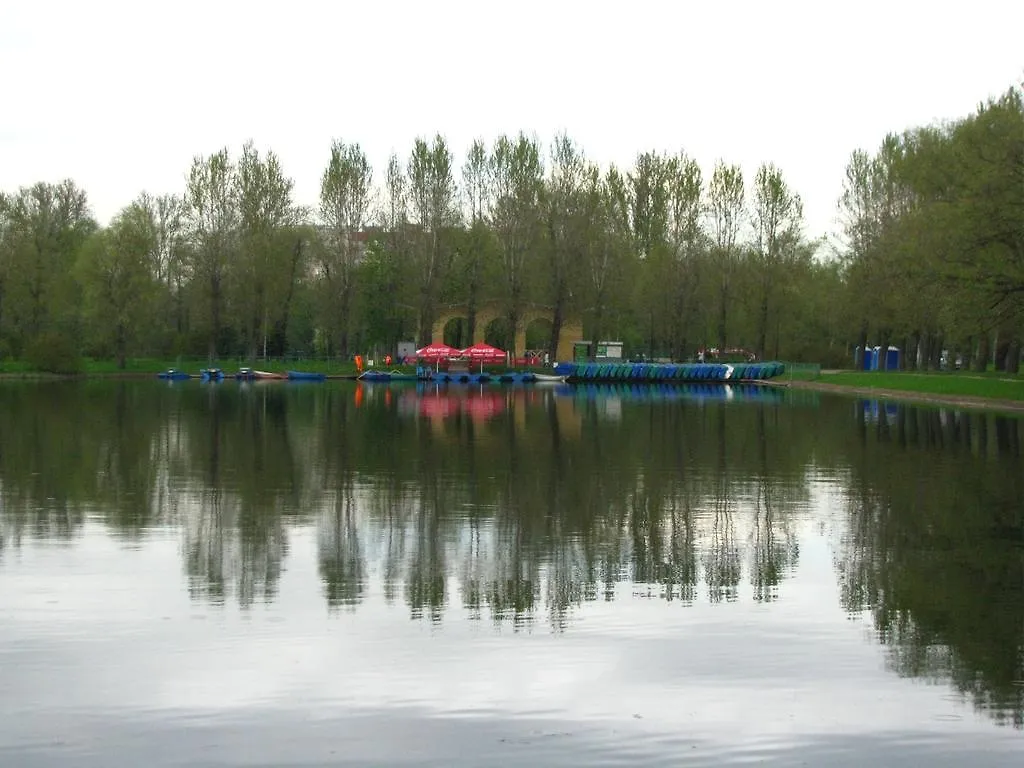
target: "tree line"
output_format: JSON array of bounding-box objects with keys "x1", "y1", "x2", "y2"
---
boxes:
[{"x1": 0, "y1": 81, "x2": 1020, "y2": 370}]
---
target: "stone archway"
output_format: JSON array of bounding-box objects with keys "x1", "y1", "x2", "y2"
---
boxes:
[
  {"x1": 431, "y1": 302, "x2": 582, "y2": 361},
  {"x1": 441, "y1": 316, "x2": 470, "y2": 348},
  {"x1": 524, "y1": 316, "x2": 553, "y2": 352}
]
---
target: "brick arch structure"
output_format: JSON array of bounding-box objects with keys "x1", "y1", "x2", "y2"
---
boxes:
[{"x1": 430, "y1": 302, "x2": 582, "y2": 361}]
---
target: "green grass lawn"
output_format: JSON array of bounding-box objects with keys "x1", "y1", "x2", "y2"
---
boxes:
[{"x1": 819, "y1": 370, "x2": 1024, "y2": 401}]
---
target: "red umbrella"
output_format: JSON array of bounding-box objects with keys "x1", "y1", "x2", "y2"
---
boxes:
[
  {"x1": 459, "y1": 342, "x2": 506, "y2": 362},
  {"x1": 415, "y1": 343, "x2": 460, "y2": 360}
]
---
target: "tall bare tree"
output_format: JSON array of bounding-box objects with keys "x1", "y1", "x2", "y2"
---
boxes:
[
  {"x1": 545, "y1": 134, "x2": 592, "y2": 359},
  {"x1": 408, "y1": 135, "x2": 458, "y2": 345},
  {"x1": 490, "y1": 133, "x2": 543, "y2": 358},
  {"x1": 185, "y1": 149, "x2": 238, "y2": 359},
  {"x1": 629, "y1": 152, "x2": 670, "y2": 260},
  {"x1": 584, "y1": 166, "x2": 632, "y2": 344},
  {"x1": 707, "y1": 161, "x2": 745, "y2": 351},
  {"x1": 752, "y1": 163, "x2": 803, "y2": 359},
  {"x1": 144, "y1": 193, "x2": 187, "y2": 336},
  {"x1": 460, "y1": 138, "x2": 491, "y2": 342},
  {"x1": 665, "y1": 152, "x2": 704, "y2": 358},
  {"x1": 319, "y1": 140, "x2": 372, "y2": 358},
  {"x1": 235, "y1": 141, "x2": 301, "y2": 360}
]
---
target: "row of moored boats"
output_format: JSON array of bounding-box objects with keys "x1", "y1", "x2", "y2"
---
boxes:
[
  {"x1": 158, "y1": 368, "x2": 326, "y2": 381},
  {"x1": 158, "y1": 361, "x2": 786, "y2": 384}
]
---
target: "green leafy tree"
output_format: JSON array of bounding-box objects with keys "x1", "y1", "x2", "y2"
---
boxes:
[
  {"x1": 77, "y1": 204, "x2": 159, "y2": 367},
  {"x1": 1, "y1": 181, "x2": 94, "y2": 354}
]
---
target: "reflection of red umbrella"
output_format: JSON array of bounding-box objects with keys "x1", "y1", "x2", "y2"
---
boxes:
[
  {"x1": 460, "y1": 343, "x2": 506, "y2": 361},
  {"x1": 416, "y1": 343, "x2": 460, "y2": 360},
  {"x1": 462, "y1": 392, "x2": 505, "y2": 420},
  {"x1": 420, "y1": 394, "x2": 458, "y2": 419}
]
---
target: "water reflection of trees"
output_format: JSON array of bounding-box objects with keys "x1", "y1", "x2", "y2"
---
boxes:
[
  {"x1": 0, "y1": 382, "x2": 808, "y2": 619},
  {"x1": 4, "y1": 382, "x2": 1022, "y2": 727},
  {"x1": 309, "y1": 384, "x2": 809, "y2": 629},
  {"x1": 837, "y1": 400, "x2": 1024, "y2": 728}
]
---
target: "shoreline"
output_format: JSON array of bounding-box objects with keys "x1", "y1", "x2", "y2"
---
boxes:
[
  {"x1": 769, "y1": 379, "x2": 1024, "y2": 414},
  {"x1": 3, "y1": 370, "x2": 1023, "y2": 414}
]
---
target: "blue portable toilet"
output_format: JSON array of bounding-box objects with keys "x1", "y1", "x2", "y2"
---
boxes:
[
  {"x1": 884, "y1": 346, "x2": 900, "y2": 371},
  {"x1": 860, "y1": 346, "x2": 878, "y2": 370}
]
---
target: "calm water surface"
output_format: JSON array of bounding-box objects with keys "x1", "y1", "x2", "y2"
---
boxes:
[{"x1": 1, "y1": 379, "x2": 1022, "y2": 766}]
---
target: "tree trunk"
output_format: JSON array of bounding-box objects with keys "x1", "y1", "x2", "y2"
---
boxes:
[
  {"x1": 338, "y1": 278, "x2": 353, "y2": 359},
  {"x1": 648, "y1": 309, "x2": 656, "y2": 358},
  {"x1": 994, "y1": 336, "x2": 1010, "y2": 372},
  {"x1": 175, "y1": 282, "x2": 185, "y2": 336},
  {"x1": 930, "y1": 333, "x2": 943, "y2": 371},
  {"x1": 339, "y1": 326, "x2": 350, "y2": 361},
  {"x1": 1003, "y1": 338, "x2": 1020, "y2": 374},
  {"x1": 275, "y1": 238, "x2": 303, "y2": 358},
  {"x1": 878, "y1": 329, "x2": 891, "y2": 371},
  {"x1": 717, "y1": 278, "x2": 728, "y2": 352},
  {"x1": 466, "y1": 298, "x2": 477, "y2": 346},
  {"x1": 549, "y1": 289, "x2": 565, "y2": 364},
  {"x1": 116, "y1": 322, "x2": 127, "y2": 370},
  {"x1": 591, "y1": 305, "x2": 604, "y2": 352},
  {"x1": 973, "y1": 333, "x2": 990, "y2": 373},
  {"x1": 909, "y1": 330, "x2": 921, "y2": 370},
  {"x1": 209, "y1": 273, "x2": 221, "y2": 361},
  {"x1": 856, "y1": 321, "x2": 868, "y2": 370},
  {"x1": 507, "y1": 308, "x2": 521, "y2": 360},
  {"x1": 757, "y1": 290, "x2": 769, "y2": 361},
  {"x1": 248, "y1": 312, "x2": 259, "y2": 362},
  {"x1": 417, "y1": 299, "x2": 434, "y2": 348}
]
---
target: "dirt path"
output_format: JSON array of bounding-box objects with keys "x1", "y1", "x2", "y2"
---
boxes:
[{"x1": 768, "y1": 379, "x2": 1024, "y2": 414}]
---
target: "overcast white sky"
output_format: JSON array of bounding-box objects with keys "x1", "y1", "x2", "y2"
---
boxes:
[{"x1": 1, "y1": 0, "x2": 1021, "y2": 241}]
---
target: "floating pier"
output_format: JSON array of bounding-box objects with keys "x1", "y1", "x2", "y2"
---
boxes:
[{"x1": 552, "y1": 361, "x2": 785, "y2": 382}]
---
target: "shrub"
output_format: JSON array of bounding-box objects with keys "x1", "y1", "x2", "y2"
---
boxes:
[{"x1": 25, "y1": 332, "x2": 84, "y2": 375}]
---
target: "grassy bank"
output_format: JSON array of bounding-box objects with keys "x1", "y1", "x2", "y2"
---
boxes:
[
  {"x1": 818, "y1": 371, "x2": 1024, "y2": 402},
  {"x1": 0, "y1": 357, "x2": 371, "y2": 377},
  {"x1": 0, "y1": 357, "x2": 530, "y2": 378}
]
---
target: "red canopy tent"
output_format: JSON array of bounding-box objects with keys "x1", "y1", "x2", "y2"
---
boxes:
[
  {"x1": 415, "y1": 343, "x2": 460, "y2": 361},
  {"x1": 460, "y1": 343, "x2": 506, "y2": 360},
  {"x1": 460, "y1": 342, "x2": 506, "y2": 372}
]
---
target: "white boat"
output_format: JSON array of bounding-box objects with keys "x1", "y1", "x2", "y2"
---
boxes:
[{"x1": 532, "y1": 373, "x2": 567, "y2": 383}]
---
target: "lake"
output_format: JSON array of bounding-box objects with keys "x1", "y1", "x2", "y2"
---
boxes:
[{"x1": 1, "y1": 379, "x2": 1022, "y2": 766}]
